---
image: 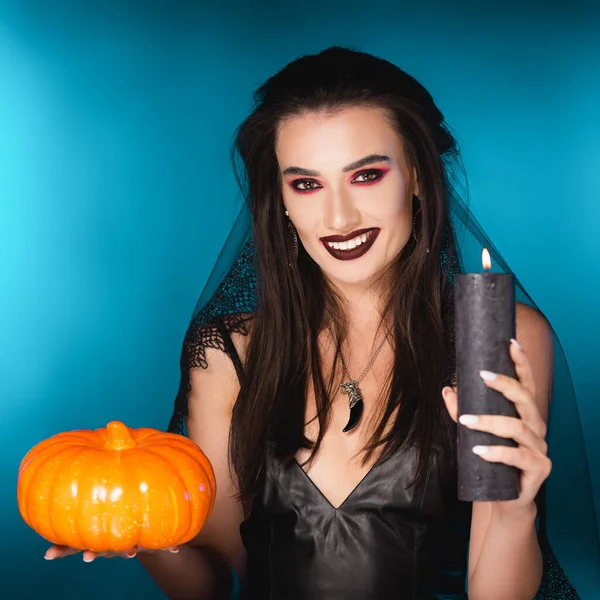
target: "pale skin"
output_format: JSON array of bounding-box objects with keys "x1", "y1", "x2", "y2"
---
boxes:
[{"x1": 46, "y1": 107, "x2": 553, "y2": 600}]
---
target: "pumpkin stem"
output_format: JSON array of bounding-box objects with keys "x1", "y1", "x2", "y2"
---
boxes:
[{"x1": 105, "y1": 421, "x2": 138, "y2": 451}]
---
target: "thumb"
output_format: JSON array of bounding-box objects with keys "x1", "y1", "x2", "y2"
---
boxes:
[{"x1": 442, "y1": 385, "x2": 458, "y2": 423}]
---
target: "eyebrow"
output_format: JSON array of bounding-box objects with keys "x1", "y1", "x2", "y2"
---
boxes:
[{"x1": 281, "y1": 154, "x2": 391, "y2": 177}]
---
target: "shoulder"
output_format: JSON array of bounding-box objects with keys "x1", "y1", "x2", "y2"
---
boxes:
[
  {"x1": 515, "y1": 301, "x2": 554, "y2": 376},
  {"x1": 515, "y1": 301, "x2": 554, "y2": 420},
  {"x1": 183, "y1": 312, "x2": 253, "y2": 411},
  {"x1": 182, "y1": 312, "x2": 254, "y2": 370},
  {"x1": 515, "y1": 302, "x2": 552, "y2": 346}
]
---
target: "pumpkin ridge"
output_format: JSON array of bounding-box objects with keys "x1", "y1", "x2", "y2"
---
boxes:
[
  {"x1": 52, "y1": 431, "x2": 104, "y2": 445},
  {"x1": 156, "y1": 438, "x2": 215, "y2": 483},
  {"x1": 99, "y1": 449, "x2": 143, "y2": 552},
  {"x1": 18, "y1": 441, "x2": 80, "y2": 530},
  {"x1": 172, "y1": 441, "x2": 216, "y2": 510},
  {"x1": 49, "y1": 446, "x2": 88, "y2": 549},
  {"x1": 119, "y1": 449, "x2": 149, "y2": 550},
  {"x1": 42, "y1": 445, "x2": 81, "y2": 546},
  {"x1": 21, "y1": 432, "x2": 102, "y2": 463},
  {"x1": 135, "y1": 446, "x2": 192, "y2": 546},
  {"x1": 130, "y1": 428, "x2": 163, "y2": 444},
  {"x1": 18, "y1": 437, "x2": 97, "y2": 487},
  {"x1": 176, "y1": 443, "x2": 215, "y2": 534},
  {"x1": 75, "y1": 451, "x2": 107, "y2": 551},
  {"x1": 153, "y1": 441, "x2": 217, "y2": 513},
  {"x1": 121, "y1": 446, "x2": 171, "y2": 549},
  {"x1": 142, "y1": 444, "x2": 207, "y2": 544}
]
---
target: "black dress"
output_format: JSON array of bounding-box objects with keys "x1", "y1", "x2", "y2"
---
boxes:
[{"x1": 239, "y1": 441, "x2": 471, "y2": 599}]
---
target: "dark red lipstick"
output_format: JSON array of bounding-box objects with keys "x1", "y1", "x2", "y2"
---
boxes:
[{"x1": 320, "y1": 228, "x2": 380, "y2": 261}]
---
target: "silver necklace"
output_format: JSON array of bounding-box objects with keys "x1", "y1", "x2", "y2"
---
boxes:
[{"x1": 326, "y1": 323, "x2": 389, "y2": 432}]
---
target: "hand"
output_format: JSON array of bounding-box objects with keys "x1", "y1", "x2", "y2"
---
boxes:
[
  {"x1": 44, "y1": 544, "x2": 180, "y2": 562},
  {"x1": 442, "y1": 338, "x2": 552, "y2": 514}
]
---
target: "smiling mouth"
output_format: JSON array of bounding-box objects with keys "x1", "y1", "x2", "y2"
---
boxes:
[{"x1": 320, "y1": 228, "x2": 380, "y2": 261}]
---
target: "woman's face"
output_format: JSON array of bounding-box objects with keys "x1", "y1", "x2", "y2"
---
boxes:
[{"x1": 276, "y1": 106, "x2": 418, "y2": 289}]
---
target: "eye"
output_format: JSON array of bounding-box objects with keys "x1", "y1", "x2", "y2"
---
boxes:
[
  {"x1": 352, "y1": 169, "x2": 385, "y2": 184},
  {"x1": 292, "y1": 179, "x2": 322, "y2": 192}
]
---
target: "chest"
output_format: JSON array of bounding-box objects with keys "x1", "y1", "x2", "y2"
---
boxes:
[{"x1": 295, "y1": 357, "x2": 398, "y2": 509}]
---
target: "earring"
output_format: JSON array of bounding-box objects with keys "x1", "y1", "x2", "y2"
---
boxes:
[
  {"x1": 288, "y1": 221, "x2": 299, "y2": 260},
  {"x1": 412, "y1": 207, "x2": 422, "y2": 243},
  {"x1": 412, "y1": 202, "x2": 430, "y2": 254},
  {"x1": 286, "y1": 213, "x2": 299, "y2": 261}
]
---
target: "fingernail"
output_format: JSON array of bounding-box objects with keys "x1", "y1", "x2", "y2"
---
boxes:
[
  {"x1": 459, "y1": 414, "x2": 479, "y2": 425},
  {"x1": 510, "y1": 338, "x2": 522, "y2": 350},
  {"x1": 43, "y1": 555, "x2": 54, "y2": 561},
  {"x1": 126, "y1": 550, "x2": 137, "y2": 558},
  {"x1": 472, "y1": 445, "x2": 489, "y2": 455},
  {"x1": 479, "y1": 370, "x2": 497, "y2": 381},
  {"x1": 83, "y1": 555, "x2": 94, "y2": 563},
  {"x1": 169, "y1": 547, "x2": 179, "y2": 553}
]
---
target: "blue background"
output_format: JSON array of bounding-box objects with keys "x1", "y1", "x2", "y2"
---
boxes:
[{"x1": 1, "y1": 1, "x2": 598, "y2": 598}]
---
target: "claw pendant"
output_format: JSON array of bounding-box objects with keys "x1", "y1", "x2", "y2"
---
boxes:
[{"x1": 340, "y1": 380, "x2": 364, "y2": 432}]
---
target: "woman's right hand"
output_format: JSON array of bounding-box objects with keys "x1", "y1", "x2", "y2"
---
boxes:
[{"x1": 44, "y1": 544, "x2": 180, "y2": 562}]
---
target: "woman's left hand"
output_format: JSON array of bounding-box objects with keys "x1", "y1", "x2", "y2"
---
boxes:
[{"x1": 442, "y1": 338, "x2": 552, "y2": 513}]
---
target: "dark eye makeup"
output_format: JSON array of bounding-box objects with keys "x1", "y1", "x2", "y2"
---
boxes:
[{"x1": 288, "y1": 168, "x2": 389, "y2": 194}]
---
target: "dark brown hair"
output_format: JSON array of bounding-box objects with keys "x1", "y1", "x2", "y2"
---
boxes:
[{"x1": 230, "y1": 46, "x2": 461, "y2": 506}]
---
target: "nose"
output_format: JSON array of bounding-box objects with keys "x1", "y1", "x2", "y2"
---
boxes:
[{"x1": 323, "y1": 188, "x2": 361, "y2": 234}]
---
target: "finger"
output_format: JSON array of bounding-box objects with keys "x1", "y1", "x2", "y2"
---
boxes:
[
  {"x1": 472, "y1": 444, "x2": 552, "y2": 481},
  {"x1": 136, "y1": 545, "x2": 179, "y2": 554},
  {"x1": 509, "y1": 338, "x2": 537, "y2": 399},
  {"x1": 44, "y1": 545, "x2": 81, "y2": 560},
  {"x1": 82, "y1": 550, "x2": 101, "y2": 563},
  {"x1": 442, "y1": 386, "x2": 458, "y2": 423},
  {"x1": 83, "y1": 549, "x2": 139, "y2": 561},
  {"x1": 459, "y1": 414, "x2": 547, "y2": 455},
  {"x1": 138, "y1": 546, "x2": 179, "y2": 554},
  {"x1": 109, "y1": 547, "x2": 140, "y2": 559},
  {"x1": 479, "y1": 370, "x2": 546, "y2": 438}
]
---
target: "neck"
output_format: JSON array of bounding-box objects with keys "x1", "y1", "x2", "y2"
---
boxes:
[{"x1": 327, "y1": 277, "x2": 387, "y2": 335}]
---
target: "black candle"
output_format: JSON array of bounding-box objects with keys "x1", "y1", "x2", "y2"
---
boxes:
[{"x1": 455, "y1": 249, "x2": 520, "y2": 502}]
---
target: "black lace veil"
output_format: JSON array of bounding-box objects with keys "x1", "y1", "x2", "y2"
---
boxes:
[{"x1": 167, "y1": 178, "x2": 599, "y2": 598}]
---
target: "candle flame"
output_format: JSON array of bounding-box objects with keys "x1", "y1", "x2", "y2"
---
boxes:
[{"x1": 482, "y1": 248, "x2": 492, "y2": 270}]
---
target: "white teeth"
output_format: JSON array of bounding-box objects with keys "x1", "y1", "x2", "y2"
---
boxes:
[{"x1": 327, "y1": 230, "x2": 373, "y2": 251}]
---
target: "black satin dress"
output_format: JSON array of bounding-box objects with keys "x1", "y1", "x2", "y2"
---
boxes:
[
  {"x1": 239, "y1": 448, "x2": 471, "y2": 600},
  {"x1": 217, "y1": 322, "x2": 472, "y2": 600}
]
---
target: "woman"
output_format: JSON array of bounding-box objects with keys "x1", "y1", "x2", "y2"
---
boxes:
[{"x1": 46, "y1": 47, "x2": 590, "y2": 599}]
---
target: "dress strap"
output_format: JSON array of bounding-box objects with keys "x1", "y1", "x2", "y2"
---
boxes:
[{"x1": 216, "y1": 317, "x2": 245, "y2": 384}]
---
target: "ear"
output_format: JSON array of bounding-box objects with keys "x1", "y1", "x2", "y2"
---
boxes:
[{"x1": 412, "y1": 168, "x2": 420, "y2": 199}]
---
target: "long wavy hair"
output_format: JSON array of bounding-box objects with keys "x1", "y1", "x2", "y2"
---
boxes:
[{"x1": 230, "y1": 46, "x2": 462, "y2": 507}]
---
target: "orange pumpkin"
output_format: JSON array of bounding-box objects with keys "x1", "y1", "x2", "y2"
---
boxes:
[{"x1": 17, "y1": 421, "x2": 216, "y2": 553}]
